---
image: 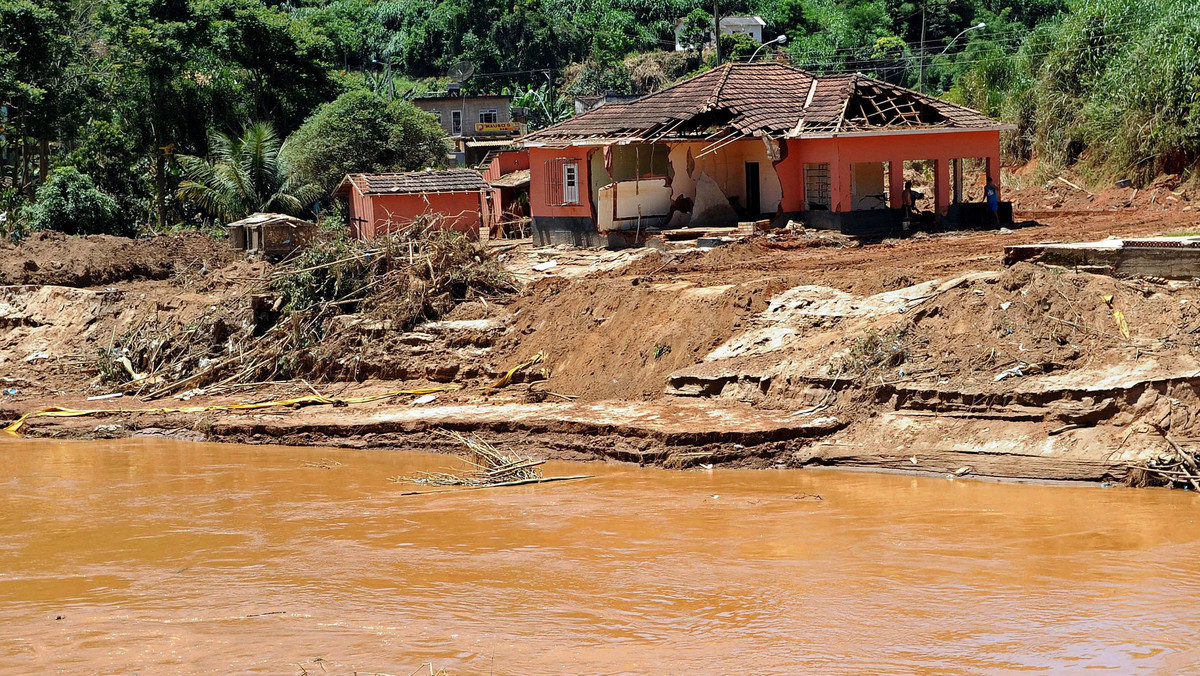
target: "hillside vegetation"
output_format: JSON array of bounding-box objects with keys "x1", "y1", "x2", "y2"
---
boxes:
[{"x1": 1, "y1": 0, "x2": 1196, "y2": 237}]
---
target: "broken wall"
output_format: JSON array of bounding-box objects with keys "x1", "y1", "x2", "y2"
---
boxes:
[
  {"x1": 666, "y1": 139, "x2": 784, "y2": 227},
  {"x1": 590, "y1": 144, "x2": 674, "y2": 233}
]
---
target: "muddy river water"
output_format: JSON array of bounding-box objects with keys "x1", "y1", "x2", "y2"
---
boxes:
[{"x1": 2, "y1": 438, "x2": 1200, "y2": 674}]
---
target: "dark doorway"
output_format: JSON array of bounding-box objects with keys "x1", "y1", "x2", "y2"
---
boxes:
[{"x1": 745, "y1": 162, "x2": 760, "y2": 218}]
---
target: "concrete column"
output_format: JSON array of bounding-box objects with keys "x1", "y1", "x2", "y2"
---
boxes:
[
  {"x1": 986, "y1": 155, "x2": 1001, "y2": 199},
  {"x1": 934, "y1": 158, "x2": 950, "y2": 215},
  {"x1": 834, "y1": 159, "x2": 853, "y2": 212},
  {"x1": 888, "y1": 160, "x2": 905, "y2": 209}
]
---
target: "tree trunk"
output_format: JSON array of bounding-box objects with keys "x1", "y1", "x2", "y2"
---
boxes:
[
  {"x1": 21, "y1": 136, "x2": 31, "y2": 198},
  {"x1": 155, "y1": 151, "x2": 166, "y2": 231},
  {"x1": 38, "y1": 138, "x2": 48, "y2": 184}
]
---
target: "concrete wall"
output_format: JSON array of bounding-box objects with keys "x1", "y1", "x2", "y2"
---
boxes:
[
  {"x1": 781, "y1": 130, "x2": 1002, "y2": 216},
  {"x1": 412, "y1": 96, "x2": 513, "y2": 138},
  {"x1": 597, "y1": 178, "x2": 673, "y2": 232}
]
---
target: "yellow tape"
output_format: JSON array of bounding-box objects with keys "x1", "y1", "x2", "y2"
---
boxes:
[
  {"x1": 489, "y1": 351, "x2": 546, "y2": 389},
  {"x1": 2, "y1": 385, "x2": 459, "y2": 435},
  {"x1": 1101, "y1": 295, "x2": 1131, "y2": 339}
]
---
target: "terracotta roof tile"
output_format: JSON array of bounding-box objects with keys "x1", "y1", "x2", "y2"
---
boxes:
[
  {"x1": 340, "y1": 169, "x2": 490, "y2": 195},
  {"x1": 522, "y1": 63, "x2": 1006, "y2": 143}
]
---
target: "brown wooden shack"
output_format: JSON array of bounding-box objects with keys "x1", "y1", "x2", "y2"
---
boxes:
[{"x1": 227, "y1": 213, "x2": 317, "y2": 258}]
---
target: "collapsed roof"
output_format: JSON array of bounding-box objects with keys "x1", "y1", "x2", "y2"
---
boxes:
[
  {"x1": 334, "y1": 169, "x2": 491, "y2": 196},
  {"x1": 521, "y1": 62, "x2": 1007, "y2": 146}
]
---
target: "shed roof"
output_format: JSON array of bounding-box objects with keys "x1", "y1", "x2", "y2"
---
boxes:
[
  {"x1": 335, "y1": 169, "x2": 490, "y2": 196},
  {"x1": 226, "y1": 212, "x2": 315, "y2": 229},
  {"x1": 489, "y1": 168, "x2": 531, "y2": 189},
  {"x1": 521, "y1": 63, "x2": 1009, "y2": 145}
]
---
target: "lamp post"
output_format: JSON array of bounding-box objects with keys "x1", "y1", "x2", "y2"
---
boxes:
[
  {"x1": 713, "y1": 0, "x2": 721, "y2": 66},
  {"x1": 919, "y1": 22, "x2": 985, "y2": 93},
  {"x1": 370, "y1": 58, "x2": 396, "y2": 99},
  {"x1": 748, "y1": 35, "x2": 787, "y2": 63}
]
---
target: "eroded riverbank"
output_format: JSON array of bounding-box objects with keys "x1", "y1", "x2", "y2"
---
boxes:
[
  {"x1": 5, "y1": 210, "x2": 1200, "y2": 484},
  {"x1": 3, "y1": 437, "x2": 1200, "y2": 674}
]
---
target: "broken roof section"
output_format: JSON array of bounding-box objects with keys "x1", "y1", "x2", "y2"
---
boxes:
[
  {"x1": 488, "y1": 168, "x2": 531, "y2": 189},
  {"x1": 521, "y1": 63, "x2": 1010, "y2": 146},
  {"x1": 335, "y1": 169, "x2": 491, "y2": 196}
]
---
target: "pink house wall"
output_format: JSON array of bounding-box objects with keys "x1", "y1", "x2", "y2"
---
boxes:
[
  {"x1": 348, "y1": 186, "x2": 485, "y2": 240},
  {"x1": 524, "y1": 129, "x2": 1002, "y2": 227},
  {"x1": 779, "y1": 130, "x2": 1002, "y2": 215},
  {"x1": 482, "y1": 149, "x2": 530, "y2": 183},
  {"x1": 528, "y1": 146, "x2": 596, "y2": 220}
]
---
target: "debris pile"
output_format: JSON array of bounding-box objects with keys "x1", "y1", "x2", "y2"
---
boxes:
[
  {"x1": 1127, "y1": 426, "x2": 1200, "y2": 489},
  {"x1": 101, "y1": 217, "x2": 518, "y2": 397},
  {"x1": 390, "y1": 430, "x2": 545, "y2": 487},
  {"x1": 805, "y1": 262, "x2": 1200, "y2": 392}
]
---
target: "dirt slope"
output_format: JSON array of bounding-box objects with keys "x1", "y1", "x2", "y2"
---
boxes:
[{"x1": 0, "y1": 231, "x2": 235, "y2": 287}]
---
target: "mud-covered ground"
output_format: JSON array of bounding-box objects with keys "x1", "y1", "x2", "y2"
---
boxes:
[{"x1": 3, "y1": 183, "x2": 1200, "y2": 483}]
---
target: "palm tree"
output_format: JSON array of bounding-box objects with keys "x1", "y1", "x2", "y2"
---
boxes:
[{"x1": 177, "y1": 122, "x2": 322, "y2": 223}]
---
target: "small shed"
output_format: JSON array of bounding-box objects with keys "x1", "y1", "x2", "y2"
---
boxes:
[
  {"x1": 227, "y1": 213, "x2": 317, "y2": 258},
  {"x1": 333, "y1": 169, "x2": 493, "y2": 240}
]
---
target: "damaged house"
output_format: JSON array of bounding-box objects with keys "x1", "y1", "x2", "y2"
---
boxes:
[
  {"x1": 334, "y1": 169, "x2": 493, "y2": 240},
  {"x1": 520, "y1": 62, "x2": 1014, "y2": 247}
]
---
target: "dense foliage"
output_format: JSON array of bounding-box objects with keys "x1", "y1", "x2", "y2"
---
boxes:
[
  {"x1": 21, "y1": 167, "x2": 126, "y2": 237},
  {"x1": 176, "y1": 122, "x2": 323, "y2": 223},
  {"x1": 283, "y1": 90, "x2": 451, "y2": 194},
  {"x1": 0, "y1": 0, "x2": 1195, "y2": 238}
]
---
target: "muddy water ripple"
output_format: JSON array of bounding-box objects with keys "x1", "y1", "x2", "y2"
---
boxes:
[{"x1": 2, "y1": 438, "x2": 1199, "y2": 674}]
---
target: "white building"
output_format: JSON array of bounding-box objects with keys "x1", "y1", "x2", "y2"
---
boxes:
[{"x1": 674, "y1": 15, "x2": 766, "y2": 51}]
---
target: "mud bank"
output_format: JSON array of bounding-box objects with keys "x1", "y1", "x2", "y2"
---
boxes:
[
  {"x1": 3, "y1": 210, "x2": 1200, "y2": 484},
  {"x1": 0, "y1": 386, "x2": 1152, "y2": 482}
]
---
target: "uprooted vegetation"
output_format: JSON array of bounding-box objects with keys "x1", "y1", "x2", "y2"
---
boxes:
[{"x1": 101, "y1": 221, "x2": 518, "y2": 397}]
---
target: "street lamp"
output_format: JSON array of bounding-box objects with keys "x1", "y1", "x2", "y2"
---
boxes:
[
  {"x1": 748, "y1": 35, "x2": 787, "y2": 63},
  {"x1": 938, "y1": 22, "x2": 987, "y2": 57},
  {"x1": 919, "y1": 22, "x2": 985, "y2": 93},
  {"x1": 371, "y1": 58, "x2": 396, "y2": 99}
]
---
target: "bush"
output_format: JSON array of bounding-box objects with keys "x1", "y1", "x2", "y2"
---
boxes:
[
  {"x1": 22, "y1": 167, "x2": 129, "y2": 237},
  {"x1": 283, "y1": 90, "x2": 451, "y2": 195}
]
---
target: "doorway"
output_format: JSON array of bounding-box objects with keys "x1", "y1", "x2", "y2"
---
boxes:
[{"x1": 744, "y1": 162, "x2": 760, "y2": 217}]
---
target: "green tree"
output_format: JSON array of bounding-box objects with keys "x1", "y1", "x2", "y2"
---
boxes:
[
  {"x1": 719, "y1": 33, "x2": 759, "y2": 61},
  {"x1": 176, "y1": 122, "x2": 321, "y2": 223},
  {"x1": 511, "y1": 84, "x2": 572, "y2": 130},
  {"x1": 99, "y1": 0, "x2": 214, "y2": 229},
  {"x1": 282, "y1": 90, "x2": 450, "y2": 195},
  {"x1": 22, "y1": 167, "x2": 126, "y2": 236},
  {"x1": 679, "y1": 8, "x2": 713, "y2": 52},
  {"x1": 0, "y1": 0, "x2": 72, "y2": 194},
  {"x1": 201, "y1": 0, "x2": 337, "y2": 133}
]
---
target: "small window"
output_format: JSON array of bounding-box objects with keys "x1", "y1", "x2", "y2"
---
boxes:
[
  {"x1": 479, "y1": 109, "x2": 499, "y2": 124},
  {"x1": 804, "y1": 163, "x2": 832, "y2": 210},
  {"x1": 451, "y1": 110, "x2": 462, "y2": 136},
  {"x1": 430, "y1": 109, "x2": 442, "y2": 123}
]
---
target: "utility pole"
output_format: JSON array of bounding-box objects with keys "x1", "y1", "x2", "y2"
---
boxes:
[
  {"x1": 713, "y1": 0, "x2": 721, "y2": 66},
  {"x1": 918, "y1": 2, "x2": 926, "y2": 93}
]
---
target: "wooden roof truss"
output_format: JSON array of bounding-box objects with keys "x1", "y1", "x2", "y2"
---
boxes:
[{"x1": 843, "y1": 83, "x2": 946, "y2": 130}]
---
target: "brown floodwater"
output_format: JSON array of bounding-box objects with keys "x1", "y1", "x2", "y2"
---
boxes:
[{"x1": 2, "y1": 438, "x2": 1200, "y2": 675}]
